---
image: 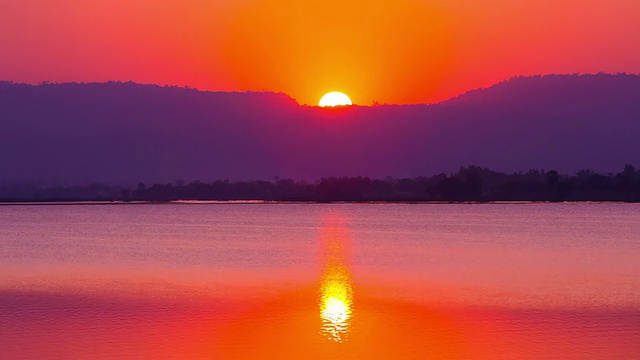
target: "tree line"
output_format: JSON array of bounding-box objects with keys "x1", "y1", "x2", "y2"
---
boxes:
[{"x1": 1, "y1": 165, "x2": 639, "y2": 202}]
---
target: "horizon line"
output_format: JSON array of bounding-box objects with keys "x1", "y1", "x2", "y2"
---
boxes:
[{"x1": 2, "y1": 72, "x2": 638, "y2": 107}]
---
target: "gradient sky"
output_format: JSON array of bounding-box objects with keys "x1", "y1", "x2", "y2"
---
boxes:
[{"x1": 1, "y1": 0, "x2": 639, "y2": 105}]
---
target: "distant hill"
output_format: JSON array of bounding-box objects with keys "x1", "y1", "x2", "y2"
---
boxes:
[{"x1": 1, "y1": 74, "x2": 639, "y2": 184}]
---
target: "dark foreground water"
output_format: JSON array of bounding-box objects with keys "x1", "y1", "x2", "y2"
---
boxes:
[{"x1": 0, "y1": 203, "x2": 639, "y2": 359}]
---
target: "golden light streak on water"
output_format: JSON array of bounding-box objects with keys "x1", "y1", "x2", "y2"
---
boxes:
[
  {"x1": 319, "y1": 220, "x2": 353, "y2": 343},
  {"x1": 320, "y1": 266, "x2": 353, "y2": 342}
]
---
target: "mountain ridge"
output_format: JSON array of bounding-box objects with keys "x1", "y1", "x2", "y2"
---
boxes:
[{"x1": 1, "y1": 74, "x2": 639, "y2": 184}]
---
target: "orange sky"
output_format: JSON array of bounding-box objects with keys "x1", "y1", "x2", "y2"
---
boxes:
[{"x1": 1, "y1": 0, "x2": 639, "y2": 105}]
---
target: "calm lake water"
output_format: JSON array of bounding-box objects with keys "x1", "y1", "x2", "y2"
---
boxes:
[{"x1": 0, "y1": 203, "x2": 639, "y2": 359}]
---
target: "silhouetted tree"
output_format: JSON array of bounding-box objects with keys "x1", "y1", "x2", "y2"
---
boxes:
[{"x1": 547, "y1": 170, "x2": 559, "y2": 186}]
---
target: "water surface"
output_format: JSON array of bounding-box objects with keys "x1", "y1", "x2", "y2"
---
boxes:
[{"x1": 1, "y1": 203, "x2": 639, "y2": 359}]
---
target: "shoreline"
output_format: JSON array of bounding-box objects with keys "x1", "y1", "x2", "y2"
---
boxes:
[{"x1": 1, "y1": 199, "x2": 638, "y2": 206}]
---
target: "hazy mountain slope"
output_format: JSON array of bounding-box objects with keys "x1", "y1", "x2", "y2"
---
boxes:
[{"x1": 1, "y1": 74, "x2": 638, "y2": 184}]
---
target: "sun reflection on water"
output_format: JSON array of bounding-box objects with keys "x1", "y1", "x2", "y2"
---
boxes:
[{"x1": 319, "y1": 221, "x2": 353, "y2": 343}]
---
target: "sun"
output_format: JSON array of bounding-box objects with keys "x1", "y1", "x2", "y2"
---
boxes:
[{"x1": 319, "y1": 91, "x2": 353, "y2": 107}]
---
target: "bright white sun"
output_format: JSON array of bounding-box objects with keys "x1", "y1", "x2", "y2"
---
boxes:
[{"x1": 319, "y1": 92, "x2": 353, "y2": 107}]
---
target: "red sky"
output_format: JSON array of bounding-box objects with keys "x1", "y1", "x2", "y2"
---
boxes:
[{"x1": 1, "y1": 0, "x2": 639, "y2": 105}]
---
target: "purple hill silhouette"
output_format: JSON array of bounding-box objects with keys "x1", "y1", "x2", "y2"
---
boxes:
[{"x1": 1, "y1": 74, "x2": 639, "y2": 184}]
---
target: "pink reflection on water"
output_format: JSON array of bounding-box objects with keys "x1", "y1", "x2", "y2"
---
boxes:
[{"x1": 0, "y1": 204, "x2": 639, "y2": 359}]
